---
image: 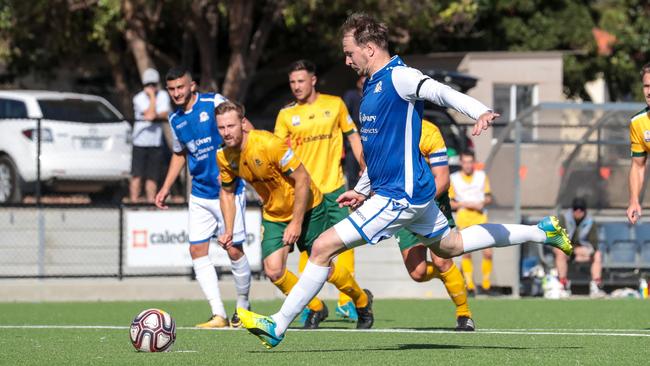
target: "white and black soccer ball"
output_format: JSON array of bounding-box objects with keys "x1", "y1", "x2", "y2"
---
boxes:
[{"x1": 129, "y1": 308, "x2": 176, "y2": 352}]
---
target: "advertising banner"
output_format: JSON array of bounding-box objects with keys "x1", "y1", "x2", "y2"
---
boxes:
[{"x1": 126, "y1": 208, "x2": 262, "y2": 270}]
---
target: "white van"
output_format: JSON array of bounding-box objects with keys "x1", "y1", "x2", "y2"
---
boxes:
[{"x1": 0, "y1": 91, "x2": 132, "y2": 203}]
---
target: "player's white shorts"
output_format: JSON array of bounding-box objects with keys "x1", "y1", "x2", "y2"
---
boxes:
[
  {"x1": 334, "y1": 194, "x2": 449, "y2": 248},
  {"x1": 188, "y1": 188, "x2": 247, "y2": 245}
]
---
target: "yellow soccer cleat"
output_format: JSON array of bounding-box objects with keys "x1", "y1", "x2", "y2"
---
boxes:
[
  {"x1": 537, "y1": 216, "x2": 573, "y2": 256},
  {"x1": 237, "y1": 307, "x2": 284, "y2": 349},
  {"x1": 196, "y1": 314, "x2": 229, "y2": 328}
]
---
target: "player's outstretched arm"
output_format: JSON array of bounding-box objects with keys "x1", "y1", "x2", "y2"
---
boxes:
[
  {"x1": 219, "y1": 184, "x2": 237, "y2": 248},
  {"x1": 628, "y1": 155, "x2": 647, "y2": 224},
  {"x1": 392, "y1": 67, "x2": 499, "y2": 136},
  {"x1": 154, "y1": 152, "x2": 186, "y2": 209}
]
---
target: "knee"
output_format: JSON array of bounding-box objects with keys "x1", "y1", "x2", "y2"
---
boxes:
[
  {"x1": 408, "y1": 264, "x2": 428, "y2": 282},
  {"x1": 189, "y1": 243, "x2": 209, "y2": 259},
  {"x1": 310, "y1": 238, "x2": 337, "y2": 265},
  {"x1": 265, "y1": 267, "x2": 284, "y2": 282},
  {"x1": 433, "y1": 256, "x2": 452, "y2": 272}
]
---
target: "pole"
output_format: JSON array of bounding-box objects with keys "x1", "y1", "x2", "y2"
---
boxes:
[
  {"x1": 118, "y1": 204, "x2": 124, "y2": 280},
  {"x1": 36, "y1": 118, "x2": 45, "y2": 278}
]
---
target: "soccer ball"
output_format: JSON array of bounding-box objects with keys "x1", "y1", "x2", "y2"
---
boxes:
[{"x1": 129, "y1": 308, "x2": 176, "y2": 352}]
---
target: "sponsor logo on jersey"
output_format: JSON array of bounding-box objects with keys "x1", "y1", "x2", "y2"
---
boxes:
[
  {"x1": 360, "y1": 113, "x2": 377, "y2": 124},
  {"x1": 324, "y1": 110, "x2": 331, "y2": 118},
  {"x1": 195, "y1": 136, "x2": 212, "y2": 146},
  {"x1": 186, "y1": 140, "x2": 197, "y2": 153},
  {"x1": 644, "y1": 130, "x2": 650, "y2": 142},
  {"x1": 176, "y1": 121, "x2": 188, "y2": 129},
  {"x1": 292, "y1": 115, "x2": 300, "y2": 126},
  {"x1": 374, "y1": 81, "x2": 382, "y2": 93},
  {"x1": 309, "y1": 113, "x2": 315, "y2": 119},
  {"x1": 199, "y1": 111, "x2": 209, "y2": 122}
]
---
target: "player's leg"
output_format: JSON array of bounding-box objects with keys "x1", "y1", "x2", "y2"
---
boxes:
[
  {"x1": 240, "y1": 196, "x2": 405, "y2": 347},
  {"x1": 298, "y1": 201, "x2": 369, "y2": 328},
  {"x1": 430, "y1": 253, "x2": 474, "y2": 331},
  {"x1": 324, "y1": 185, "x2": 358, "y2": 321},
  {"x1": 481, "y1": 248, "x2": 493, "y2": 292},
  {"x1": 396, "y1": 229, "x2": 435, "y2": 282},
  {"x1": 461, "y1": 253, "x2": 476, "y2": 294},
  {"x1": 427, "y1": 216, "x2": 572, "y2": 259},
  {"x1": 260, "y1": 218, "x2": 326, "y2": 320},
  {"x1": 189, "y1": 195, "x2": 229, "y2": 328},
  {"x1": 213, "y1": 182, "x2": 252, "y2": 325}
]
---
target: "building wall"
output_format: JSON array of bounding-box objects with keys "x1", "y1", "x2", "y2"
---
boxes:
[{"x1": 455, "y1": 52, "x2": 565, "y2": 161}]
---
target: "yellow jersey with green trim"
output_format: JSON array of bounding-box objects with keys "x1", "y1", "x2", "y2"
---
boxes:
[
  {"x1": 216, "y1": 130, "x2": 323, "y2": 222},
  {"x1": 630, "y1": 106, "x2": 650, "y2": 157},
  {"x1": 420, "y1": 120, "x2": 449, "y2": 167},
  {"x1": 274, "y1": 93, "x2": 357, "y2": 194}
]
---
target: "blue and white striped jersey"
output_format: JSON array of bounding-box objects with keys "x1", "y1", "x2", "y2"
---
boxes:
[
  {"x1": 356, "y1": 56, "x2": 489, "y2": 204},
  {"x1": 168, "y1": 92, "x2": 228, "y2": 199}
]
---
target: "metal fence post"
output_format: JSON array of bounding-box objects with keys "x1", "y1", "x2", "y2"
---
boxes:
[
  {"x1": 118, "y1": 204, "x2": 124, "y2": 280},
  {"x1": 514, "y1": 118, "x2": 522, "y2": 224},
  {"x1": 36, "y1": 118, "x2": 45, "y2": 278}
]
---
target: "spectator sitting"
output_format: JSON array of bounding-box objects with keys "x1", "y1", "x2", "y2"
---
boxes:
[
  {"x1": 130, "y1": 68, "x2": 171, "y2": 203},
  {"x1": 555, "y1": 197, "x2": 606, "y2": 298}
]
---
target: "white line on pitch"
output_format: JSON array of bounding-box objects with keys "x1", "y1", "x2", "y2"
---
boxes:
[{"x1": 1, "y1": 325, "x2": 650, "y2": 338}]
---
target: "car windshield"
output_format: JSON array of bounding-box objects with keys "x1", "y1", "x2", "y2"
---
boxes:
[{"x1": 38, "y1": 98, "x2": 121, "y2": 123}]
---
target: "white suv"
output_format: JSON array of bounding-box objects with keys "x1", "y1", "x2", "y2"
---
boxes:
[{"x1": 0, "y1": 90, "x2": 132, "y2": 203}]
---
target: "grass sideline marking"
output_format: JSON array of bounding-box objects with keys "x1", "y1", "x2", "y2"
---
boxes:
[{"x1": 1, "y1": 325, "x2": 650, "y2": 338}]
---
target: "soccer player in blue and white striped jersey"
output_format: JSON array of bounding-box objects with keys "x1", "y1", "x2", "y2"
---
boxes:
[{"x1": 238, "y1": 13, "x2": 573, "y2": 349}]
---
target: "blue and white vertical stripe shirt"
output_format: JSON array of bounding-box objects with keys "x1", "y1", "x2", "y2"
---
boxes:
[
  {"x1": 168, "y1": 92, "x2": 230, "y2": 199},
  {"x1": 354, "y1": 56, "x2": 490, "y2": 204}
]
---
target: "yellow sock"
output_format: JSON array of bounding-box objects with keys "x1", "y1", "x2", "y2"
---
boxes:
[
  {"x1": 481, "y1": 258, "x2": 493, "y2": 290},
  {"x1": 272, "y1": 269, "x2": 323, "y2": 312},
  {"x1": 328, "y1": 263, "x2": 368, "y2": 308},
  {"x1": 440, "y1": 263, "x2": 472, "y2": 318},
  {"x1": 423, "y1": 263, "x2": 439, "y2": 282},
  {"x1": 336, "y1": 249, "x2": 355, "y2": 305},
  {"x1": 461, "y1": 257, "x2": 475, "y2": 290},
  {"x1": 298, "y1": 251, "x2": 308, "y2": 273}
]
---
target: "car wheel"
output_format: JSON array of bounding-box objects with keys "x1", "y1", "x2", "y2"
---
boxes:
[{"x1": 0, "y1": 155, "x2": 22, "y2": 204}]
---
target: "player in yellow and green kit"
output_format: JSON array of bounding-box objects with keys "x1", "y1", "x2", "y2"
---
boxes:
[
  {"x1": 215, "y1": 101, "x2": 373, "y2": 330},
  {"x1": 394, "y1": 120, "x2": 475, "y2": 331},
  {"x1": 275, "y1": 60, "x2": 366, "y2": 323},
  {"x1": 627, "y1": 62, "x2": 650, "y2": 224}
]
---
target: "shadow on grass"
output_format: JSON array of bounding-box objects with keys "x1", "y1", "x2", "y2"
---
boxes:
[{"x1": 249, "y1": 344, "x2": 583, "y2": 353}]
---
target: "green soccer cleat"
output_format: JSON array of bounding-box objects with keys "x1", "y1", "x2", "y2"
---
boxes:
[
  {"x1": 237, "y1": 307, "x2": 284, "y2": 349},
  {"x1": 537, "y1": 216, "x2": 573, "y2": 256}
]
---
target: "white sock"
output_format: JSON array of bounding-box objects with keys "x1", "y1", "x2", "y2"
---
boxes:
[
  {"x1": 461, "y1": 224, "x2": 546, "y2": 253},
  {"x1": 193, "y1": 255, "x2": 227, "y2": 318},
  {"x1": 271, "y1": 260, "x2": 329, "y2": 335},
  {"x1": 230, "y1": 254, "x2": 251, "y2": 310}
]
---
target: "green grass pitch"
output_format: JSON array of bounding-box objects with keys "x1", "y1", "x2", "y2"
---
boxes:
[{"x1": 1, "y1": 298, "x2": 649, "y2": 365}]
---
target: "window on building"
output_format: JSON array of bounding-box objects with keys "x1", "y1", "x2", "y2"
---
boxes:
[{"x1": 493, "y1": 84, "x2": 537, "y2": 141}]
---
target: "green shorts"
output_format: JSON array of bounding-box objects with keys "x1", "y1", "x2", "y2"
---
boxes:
[
  {"x1": 323, "y1": 185, "x2": 349, "y2": 226},
  {"x1": 261, "y1": 201, "x2": 328, "y2": 259},
  {"x1": 395, "y1": 191, "x2": 456, "y2": 251}
]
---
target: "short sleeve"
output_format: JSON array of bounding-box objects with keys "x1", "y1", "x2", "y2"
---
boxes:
[
  {"x1": 214, "y1": 93, "x2": 227, "y2": 107},
  {"x1": 268, "y1": 135, "x2": 301, "y2": 175},
  {"x1": 337, "y1": 98, "x2": 357, "y2": 136},
  {"x1": 274, "y1": 110, "x2": 290, "y2": 140},
  {"x1": 168, "y1": 117, "x2": 184, "y2": 153},
  {"x1": 448, "y1": 182, "x2": 456, "y2": 199},
  {"x1": 630, "y1": 121, "x2": 647, "y2": 157},
  {"x1": 155, "y1": 91, "x2": 171, "y2": 115},
  {"x1": 216, "y1": 149, "x2": 237, "y2": 186},
  {"x1": 483, "y1": 175, "x2": 491, "y2": 194},
  {"x1": 420, "y1": 121, "x2": 448, "y2": 167},
  {"x1": 132, "y1": 92, "x2": 147, "y2": 120}
]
